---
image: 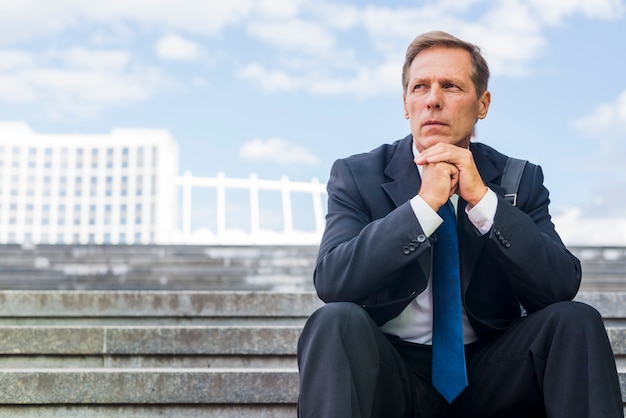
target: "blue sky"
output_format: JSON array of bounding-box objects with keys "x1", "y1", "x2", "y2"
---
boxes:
[{"x1": 1, "y1": 0, "x2": 626, "y2": 245}]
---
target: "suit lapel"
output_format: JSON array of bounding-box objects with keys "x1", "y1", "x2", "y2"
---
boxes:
[{"x1": 381, "y1": 135, "x2": 421, "y2": 207}]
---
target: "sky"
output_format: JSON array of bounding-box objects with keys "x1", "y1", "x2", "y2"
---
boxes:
[{"x1": 1, "y1": 0, "x2": 626, "y2": 245}]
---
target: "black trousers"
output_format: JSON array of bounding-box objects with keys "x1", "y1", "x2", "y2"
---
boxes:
[{"x1": 297, "y1": 301, "x2": 623, "y2": 418}]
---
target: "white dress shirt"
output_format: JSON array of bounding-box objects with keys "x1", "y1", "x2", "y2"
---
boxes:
[{"x1": 380, "y1": 144, "x2": 498, "y2": 344}]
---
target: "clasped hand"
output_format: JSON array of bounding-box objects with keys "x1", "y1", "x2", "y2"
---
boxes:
[{"x1": 414, "y1": 143, "x2": 487, "y2": 211}]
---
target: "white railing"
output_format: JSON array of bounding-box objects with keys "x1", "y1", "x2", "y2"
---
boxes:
[{"x1": 174, "y1": 171, "x2": 327, "y2": 245}]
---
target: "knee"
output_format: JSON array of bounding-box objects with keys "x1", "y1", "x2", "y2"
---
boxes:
[
  {"x1": 303, "y1": 302, "x2": 371, "y2": 334},
  {"x1": 542, "y1": 301, "x2": 605, "y2": 333},
  {"x1": 298, "y1": 302, "x2": 373, "y2": 349}
]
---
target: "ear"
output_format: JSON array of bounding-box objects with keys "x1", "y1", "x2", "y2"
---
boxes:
[
  {"x1": 477, "y1": 90, "x2": 491, "y2": 120},
  {"x1": 403, "y1": 94, "x2": 409, "y2": 119}
]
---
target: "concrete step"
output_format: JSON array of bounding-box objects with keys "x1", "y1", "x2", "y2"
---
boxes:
[
  {"x1": 0, "y1": 244, "x2": 623, "y2": 291},
  {"x1": 0, "y1": 368, "x2": 623, "y2": 409},
  {"x1": 0, "y1": 368, "x2": 300, "y2": 417},
  {"x1": 0, "y1": 368, "x2": 298, "y2": 403},
  {"x1": 0, "y1": 244, "x2": 320, "y2": 292},
  {"x1": 0, "y1": 290, "x2": 323, "y2": 322},
  {"x1": 0, "y1": 325, "x2": 300, "y2": 369},
  {"x1": 0, "y1": 405, "x2": 295, "y2": 418}
]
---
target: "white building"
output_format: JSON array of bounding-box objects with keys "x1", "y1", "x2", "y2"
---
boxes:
[{"x1": 0, "y1": 122, "x2": 178, "y2": 245}]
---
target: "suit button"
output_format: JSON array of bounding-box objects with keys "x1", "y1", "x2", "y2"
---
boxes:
[
  {"x1": 403, "y1": 246, "x2": 410, "y2": 255},
  {"x1": 417, "y1": 234, "x2": 426, "y2": 242},
  {"x1": 408, "y1": 243, "x2": 416, "y2": 251}
]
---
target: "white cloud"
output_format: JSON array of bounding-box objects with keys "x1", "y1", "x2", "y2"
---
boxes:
[
  {"x1": 307, "y1": 2, "x2": 359, "y2": 30},
  {"x1": 239, "y1": 137, "x2": 319, "y2": 166},
  {"x1": 237, "y1": 64, "x2": 301, "y2": 92},
  {"x1": 0, "y1": 46, "x2": 168, "y2": 120},
  {"x1": 237, "y1": 59, "x2": 400, "y2": 97},
  {"x1": 527, "y1": 0, "x2": 625, "y2": 25},
  {"x1": 253, "y1": 0, "x2": 304, "y2": 20},
  {"x1": 247, "y1": 19, "x2": 336, "y2": 55},
  {"x1": 155, "y1": 34, "x2": 200, "y2": 61},
  {"x1": 0, "y1": 0, "x2": 256, "y2": 44},
  {"x1": 0, "y1": 50, "x2": 35, "y2": 70},
  {"x1": 575, "y1": 90, "x2": 626, "y2": 138},
  {"x1": 554, "y1": 208, "x2": 626, "y2": 246},
  {"x1": 52, "y1": 47, "x2": 131, "y2": 72},
  {"x1": 0, "y1": 0, "x2": 623, "y2": 113},
  {"x1": 0, "y1": 74, "x2": 39, "y2": 103}
]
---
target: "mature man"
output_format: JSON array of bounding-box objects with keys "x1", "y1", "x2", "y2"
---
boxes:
[{"x1": 297, "y1": 31, "x2": 623, "y2": 417}]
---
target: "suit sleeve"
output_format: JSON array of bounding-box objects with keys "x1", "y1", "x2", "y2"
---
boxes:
[
  {"x1": 314, "y1": 159, "x2": 431, "y2": 304},
  {"x1": 487, "y1": 164, "x2": 581, "y2": 312}
]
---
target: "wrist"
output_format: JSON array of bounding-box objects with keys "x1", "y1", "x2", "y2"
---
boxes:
[{"x1": 466, "y1": 186, "x2": 488, "y2": 209}]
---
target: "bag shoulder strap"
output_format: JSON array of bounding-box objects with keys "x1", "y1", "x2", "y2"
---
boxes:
[{"x1": 500, "y1": 157, "x2": 527, "y2": 206}]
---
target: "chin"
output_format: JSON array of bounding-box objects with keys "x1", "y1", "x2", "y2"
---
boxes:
[{"x1": 414, "y1": 137, "x2": 452, "y2": 151}]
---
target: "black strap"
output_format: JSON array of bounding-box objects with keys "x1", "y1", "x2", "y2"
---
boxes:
[{"x1": 500, "y1": 157, "x2": 527, "y2": 206}]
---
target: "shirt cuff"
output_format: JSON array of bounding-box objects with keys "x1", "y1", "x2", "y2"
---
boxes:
[
  {"x1": 409, "y1": 195, "x2": 442, "y2": 237},
  {"x1": 466, "y1": 188, "x2": 497, "y2": 235}
]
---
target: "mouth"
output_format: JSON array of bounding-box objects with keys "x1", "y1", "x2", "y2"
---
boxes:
[{"x1": 422, "y1": 120, "x2": 446, "y2": 127}]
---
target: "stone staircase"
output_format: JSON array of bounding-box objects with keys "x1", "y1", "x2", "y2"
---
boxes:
[
  {"x1": 0, "y1": 244, "x2": 319, "y2": 292},
  {"x1": 0, "y1": 244, "x2": 625, "y2": 292},
  {"x1": 0, "y1": 290, "x2": 322, "y2": 417},
  {"x1": 0, "y1": 289, "x2": 624, "y2": 417},
  {"x1": 0, "y1": 244, "x2": 625, "y2": 416}
]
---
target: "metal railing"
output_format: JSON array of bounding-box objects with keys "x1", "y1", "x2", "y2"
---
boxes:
[{"x1": 174, "y1": 171, "x2": 327, "y2": 245}]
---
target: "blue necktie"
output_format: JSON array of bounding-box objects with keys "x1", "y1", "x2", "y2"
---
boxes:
[{"x1": 431, "y1": 200, "x2": 468, "y2": 403}]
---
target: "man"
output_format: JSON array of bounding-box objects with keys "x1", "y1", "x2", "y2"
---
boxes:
[{"x1": 297, "y1": 31, "x2": 623, "y2": 417}]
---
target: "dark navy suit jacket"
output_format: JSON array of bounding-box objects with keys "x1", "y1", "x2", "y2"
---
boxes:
[{"x1": 314, "y1": 134, "x2": 581, "y2": 338}]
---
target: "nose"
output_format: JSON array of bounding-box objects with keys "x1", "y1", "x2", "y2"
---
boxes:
[{"x1": 426, "y1": 87, "x2": 443, "y2": 110}]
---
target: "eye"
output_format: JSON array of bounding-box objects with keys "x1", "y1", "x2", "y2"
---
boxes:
[
  {"x1": 443, "y1": 82, "x2": 461, "y2": 90},
  {"x1": 412, "y1": 83, "x2": 425, "y2": 91}
]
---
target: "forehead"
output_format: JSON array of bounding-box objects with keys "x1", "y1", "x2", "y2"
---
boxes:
[{"x1": 408, "y1": 46, "x2": 473, "y2": 81}]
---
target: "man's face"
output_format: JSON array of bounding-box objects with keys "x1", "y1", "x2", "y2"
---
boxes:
[{"x1": 403, "y1": 46, "x2": 490, "y2": 152}]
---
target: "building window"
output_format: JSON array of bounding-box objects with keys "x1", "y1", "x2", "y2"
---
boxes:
[
  {"x1": 104, "y1": 204, "x2": 112, "y2": 225},
  {"x1": 105, "y1": 176, "x2": 113, "y2": 197},
  {"x1": 27, "y1": 176, "x2": 35, "y2": 196},
  {"x1": 91, "y1": 149, "x2": 99, "y2": 168},
  {"x1": 89, "y1": 205, "x2": 96, "y2": 225},
  {"x1": 59, "y1": 176, "x2": 67, "y2": 197},
  {"x1": 43, "y1": 176, "x2": 51, "y2": 197},
  {"x1": 60, "y1": 148, "x2": 68, "y2": 169},
  {"x1": 10, "y1": 175, "x2": 19, "y2": 196},
  {"x1": 90, "y1": 176, "x2": 97, "y2": 197},
  {"x1": 122, "y1": 148, "x2": 129, "y2": 168},
  {"x1": 120, "y1": 204, "x2": 127, "y2": 225},
  {"x1": 75, "y1": 148, "x2": 84, "y2": 169},
  {"x1": 135, "y1": 203, "x2": 142, "y2": 225},
  {"x1": 11, "y1": 148, "x2": 20, "y2": 168},
  {"x1": 28, "y1": 147, "x2": 37, "y2": 168},
  {"x1": 136, "y1": 175, "x2": 143, "y2": 196},
  {"x1": 75, "y1": 177, "x2": 82, "y2": 197},
  {"x1": 44, "y1": 148, "x2": 53, "y2": 169},
  {"x1": 73, "y1": 205, "x2": 81, "y2": 225},
  {"x1": 106, "y1": 148, "x2": 114, "y2": 169},
  {"x1": 121, "y1": 176, "x2": 128, "y2": 196},
  {"x1": 137, "y1": 147, "x2": 144, "y2": 167}
]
